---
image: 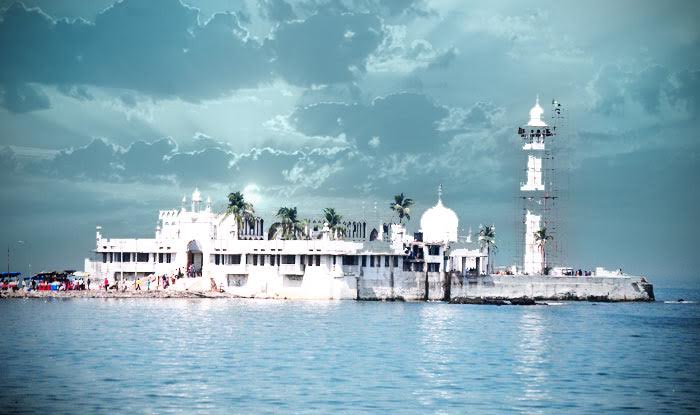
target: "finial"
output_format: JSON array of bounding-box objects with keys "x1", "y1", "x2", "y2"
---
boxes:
[
  {"x1": 438, "y1": 184, "x2": 443, "y2": 202},
  {"x1": 536, "y1": 94, "x2": 540, "y2": 106}
]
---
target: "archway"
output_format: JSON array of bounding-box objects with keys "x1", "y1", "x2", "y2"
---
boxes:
[
  {"x1": 186, "y1": 240, "x2": 203, "y2": 277},
  {"x1": 369, "y1": 228, "x2": 379, "y2": 241}
]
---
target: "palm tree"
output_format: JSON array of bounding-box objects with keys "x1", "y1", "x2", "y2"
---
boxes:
[
  {"x1": 390, "y1": 193, "x2": 414, "y2": 224},
  {"x1": 534, "y1": 227, "x2": 553, "y2": 275},
  {"x1": 323, "y1": 208, "x2": 345, "y2": 239},
  {"x1": 268, "y1": 207, "x2": 306, "y2": 240},
  {"x1": 222, "y1": 191, "x2": 255, "y2": 239},
  {"x1": 478, "y1": 224, "x2": 497, "y2": 274}
]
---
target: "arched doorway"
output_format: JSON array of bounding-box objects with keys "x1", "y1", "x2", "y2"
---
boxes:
[
  {"x1": 186, "y1": 240, "x2": 203, "y2": 277},
  {"x1": 369, "y1": 228, "x2": 379, "y2": 241}
]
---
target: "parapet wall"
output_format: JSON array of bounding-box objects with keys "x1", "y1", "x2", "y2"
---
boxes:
[
  {"x1": 220, "y1": 269, "x2": 654, "y2": 302},
  {"x1": 450, "y1": 275, "x2": 654, "y2": 302}
]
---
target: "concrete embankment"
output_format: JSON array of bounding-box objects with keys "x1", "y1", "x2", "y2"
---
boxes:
[{"x1": 450, "y1": 275, "x2": 655, "y2": 302}]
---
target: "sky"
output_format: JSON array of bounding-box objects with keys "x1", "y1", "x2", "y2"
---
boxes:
[{"x1": 0, "y1": 0, "x2": 698, "y2": 286}]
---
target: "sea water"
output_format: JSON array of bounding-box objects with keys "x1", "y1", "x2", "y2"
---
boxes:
[{"x1": 1, "y1": 287, "x2": 698, "y2": 414}]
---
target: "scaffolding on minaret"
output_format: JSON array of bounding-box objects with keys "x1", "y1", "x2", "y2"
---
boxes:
[{"x1": 514, "y1": 97, "x2": 568, "y2": 274}]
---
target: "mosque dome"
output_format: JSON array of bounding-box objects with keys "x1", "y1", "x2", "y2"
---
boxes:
[
  {"x1": 191, "y1": 187, "x2": 202, "y2": 203},
  {"x1": 527, "y1": 96, "x2": 547, "y2": 127},
  {"x1": 420, "y1": 187, "x2": 458, "y2": 243}
]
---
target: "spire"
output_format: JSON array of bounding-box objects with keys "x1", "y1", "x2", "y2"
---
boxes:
[
  {"x1": 528, "y1": 95, "x2": 547, "y2": 127},
  {"x1": 438, "y1": 184, "x2": 443, "y2": 202}
]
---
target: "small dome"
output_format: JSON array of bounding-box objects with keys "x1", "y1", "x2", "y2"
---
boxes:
[
  {"x1": 420, "y1": 195, "x2": 458, "y2": 243},
  {"x1": 527, "y1": 96, "x2": 547, "y2": 127},
  {"x1": 191, "y1": 188, "x2": 202, "y2": 202}
]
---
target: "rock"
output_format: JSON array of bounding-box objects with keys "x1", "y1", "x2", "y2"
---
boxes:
[{"x1": 508, "y1": 297, "x2": 536, "y2": 306}]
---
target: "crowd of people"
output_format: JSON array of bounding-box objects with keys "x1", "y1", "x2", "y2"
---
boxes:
[{"x1": 101, "y1": 273, "x2": 180, "y2": 292}]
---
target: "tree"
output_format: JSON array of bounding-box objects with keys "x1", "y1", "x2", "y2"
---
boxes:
[
  {"x1": 268, "y1": 207, "x2": 307, "y2": 240},
  {"x1": 478, "y1": 224, "x2": 497, "y2": 274},
  {"x1": 390, "y1": 193, "x2": 414, "y2": 224},
  {"x1": 323, "y1": 208, "x2": 345, "y2": 239},
  {"x1": 222, "y1": 191, "x2": 255, "y2": 239},
  {"x1": 534, "y1": 227, "x2": 554, "y2": 275}
]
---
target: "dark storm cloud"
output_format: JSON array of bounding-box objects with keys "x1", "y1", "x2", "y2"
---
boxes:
[
  {"x1": 290, "y1": 92, "x2": 450, "y2": 152},
  {"x1": 0, "y1": 0, "x2": 412, "y2": 111},
  {"x1": 296, "y1": 0, "x2": 431, "y2": 19},
  {"x1": 0, "y1": 83, "x2": 51, "y2": 113},
  {"x1": 589, "y1": 63, "x2": 700, "y2": 117},
  {"x1": 266, "y1": 11, "x2": 383, "y2": 86},
  {"x1": 258, "y1": 0, "x2": 296, "y2": 22},
  {"x1": 11, "y1": 136, "x2": 356, "y2": 190},
  {"x1": 0, "y1": 1, "x2": 270, "y2": 105}
]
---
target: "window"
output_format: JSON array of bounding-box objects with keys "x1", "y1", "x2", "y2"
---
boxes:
[
  {"x1": 166, "y1": 253, "x2": 172, "y2": 263},
  {"x1": 342, "y1": 256, "x2": 358, "y2": 266},
  {"x1": 253, "y1": 255, "x2": 258, "y2": 266},
  {"x1": 114, "y1": 253, "x2": 121, "y2": 263},
  {"x1": 315, "y1": 255, "x2": 320, "y2": 266},
  {"x1": 403, "y1": 259, "x2": 411, "y2": 271},
  {"x1": 393, "y1": 256, "x2": 399, "y2": 267},
  {"x1": 102, "y1": 253, "x2": 107, "y2": 263},
  {"x1": 226, "y1": 254, "x2": 241, "y2": 265},
  {"x1": 282, "y1": 255, "x2": 296, "y2": 264},
  {"x1": 428, "y1": 245, "x2": 440, "y2": 256},
  {"x1": 362, "y1": 255, "x2": 367, "y2": 267},
  {"x1": 123, "y1": 253, "x2": 131, "y2": 262},
  {"x1": 213, "y1": 254, "x2": 219, "y2": 265},
  {"x1": 370, "y1": 256, "x2": 375, "y2": 267},
  {"x1": 384, "y1": 256, "x2": 390, "y2": 267},
  {"x1": 428, "y1": 263, "x2": 440, "y2": 272},
  {"x1": 137, "y1": 253, "x2": 149, "y2": 262},
  {"x1": 271, "y1": 255, "x2": 276, "y2": 266},
  {"x1": 260, "y1": 255, "x2": 265, "y2": 266},
  {"x1": 159, "y1": 253, "x2": 164, "y2": 263}
]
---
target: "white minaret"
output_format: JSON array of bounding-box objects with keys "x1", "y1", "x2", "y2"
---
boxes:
[
  {"x1": 519, "y1": 96, "x2": 553, "y2": 274},
  {"x1": 191, "y1": 188, "x2": 202, "y2": 213}
]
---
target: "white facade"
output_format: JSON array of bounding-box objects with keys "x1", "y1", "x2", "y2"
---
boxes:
[
  {"x1": 520, "y1": 155, "x2": 544, "y2": 191},
  {"x1": 523, "y1": 210, "x2": 543, "y2": 275},
  {"x1": 84, "y1": 189, "x2": 487, "y2": 300}
]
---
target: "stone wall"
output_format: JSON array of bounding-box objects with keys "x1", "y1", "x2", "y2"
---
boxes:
[
  {"x1": 219, "y1": 269, "x2": 654, "y2": 302},
  {"x1": 449, "y1": 274, "x2": 654, "y2": 302}
]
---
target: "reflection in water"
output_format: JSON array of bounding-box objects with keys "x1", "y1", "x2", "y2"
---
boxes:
[
  {"x1": 515, "y1": 308, "x2": 551, "y2": 413},
  {"x1": 415, "y1": 305, "x2": 460, "y2": 408}
]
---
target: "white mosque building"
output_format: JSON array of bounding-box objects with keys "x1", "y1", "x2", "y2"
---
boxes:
[{"x1": 85, "y1": 185, "x2": 487, "y2": 300}]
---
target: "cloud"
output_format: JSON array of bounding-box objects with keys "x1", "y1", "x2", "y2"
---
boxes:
[
  {"x1": 0, "y1": 83, "x2": 51, "y2": 113},
  {"x1": 587, "y1": 63, "x2": 700, "y2": 118},
  {"x1": 367, "y1": 25, "x2": 458, "y2": 73},
  {"x1": 258, "y1": 0, "x2": 296, "y2": 22},
  {"x1": 0, "y1": 1, "x2": 269, "y2": 108},
  {"x1": 289, "y1": 91, "x2": 450, "y2": 152},
  {"x1": 0, "y1": 1, "x2": 450, "y2": 111},
  {"x1": 265, "y1": 11, "x2": 384, "y2": 86}
]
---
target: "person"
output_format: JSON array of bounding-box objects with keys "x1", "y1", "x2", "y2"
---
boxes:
[
  {"x1": 147, "y1": 278, "x2": 151, "y2": 291},
  {"x1": 87, "y1": 278, "x2": 91, "y2": 290},
  {"x1": 104, "y1": 277, "x2": 109, "y2": 291},
  {"x1": 135, "y1": 278, "x2": 141, "y2": 291}
]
